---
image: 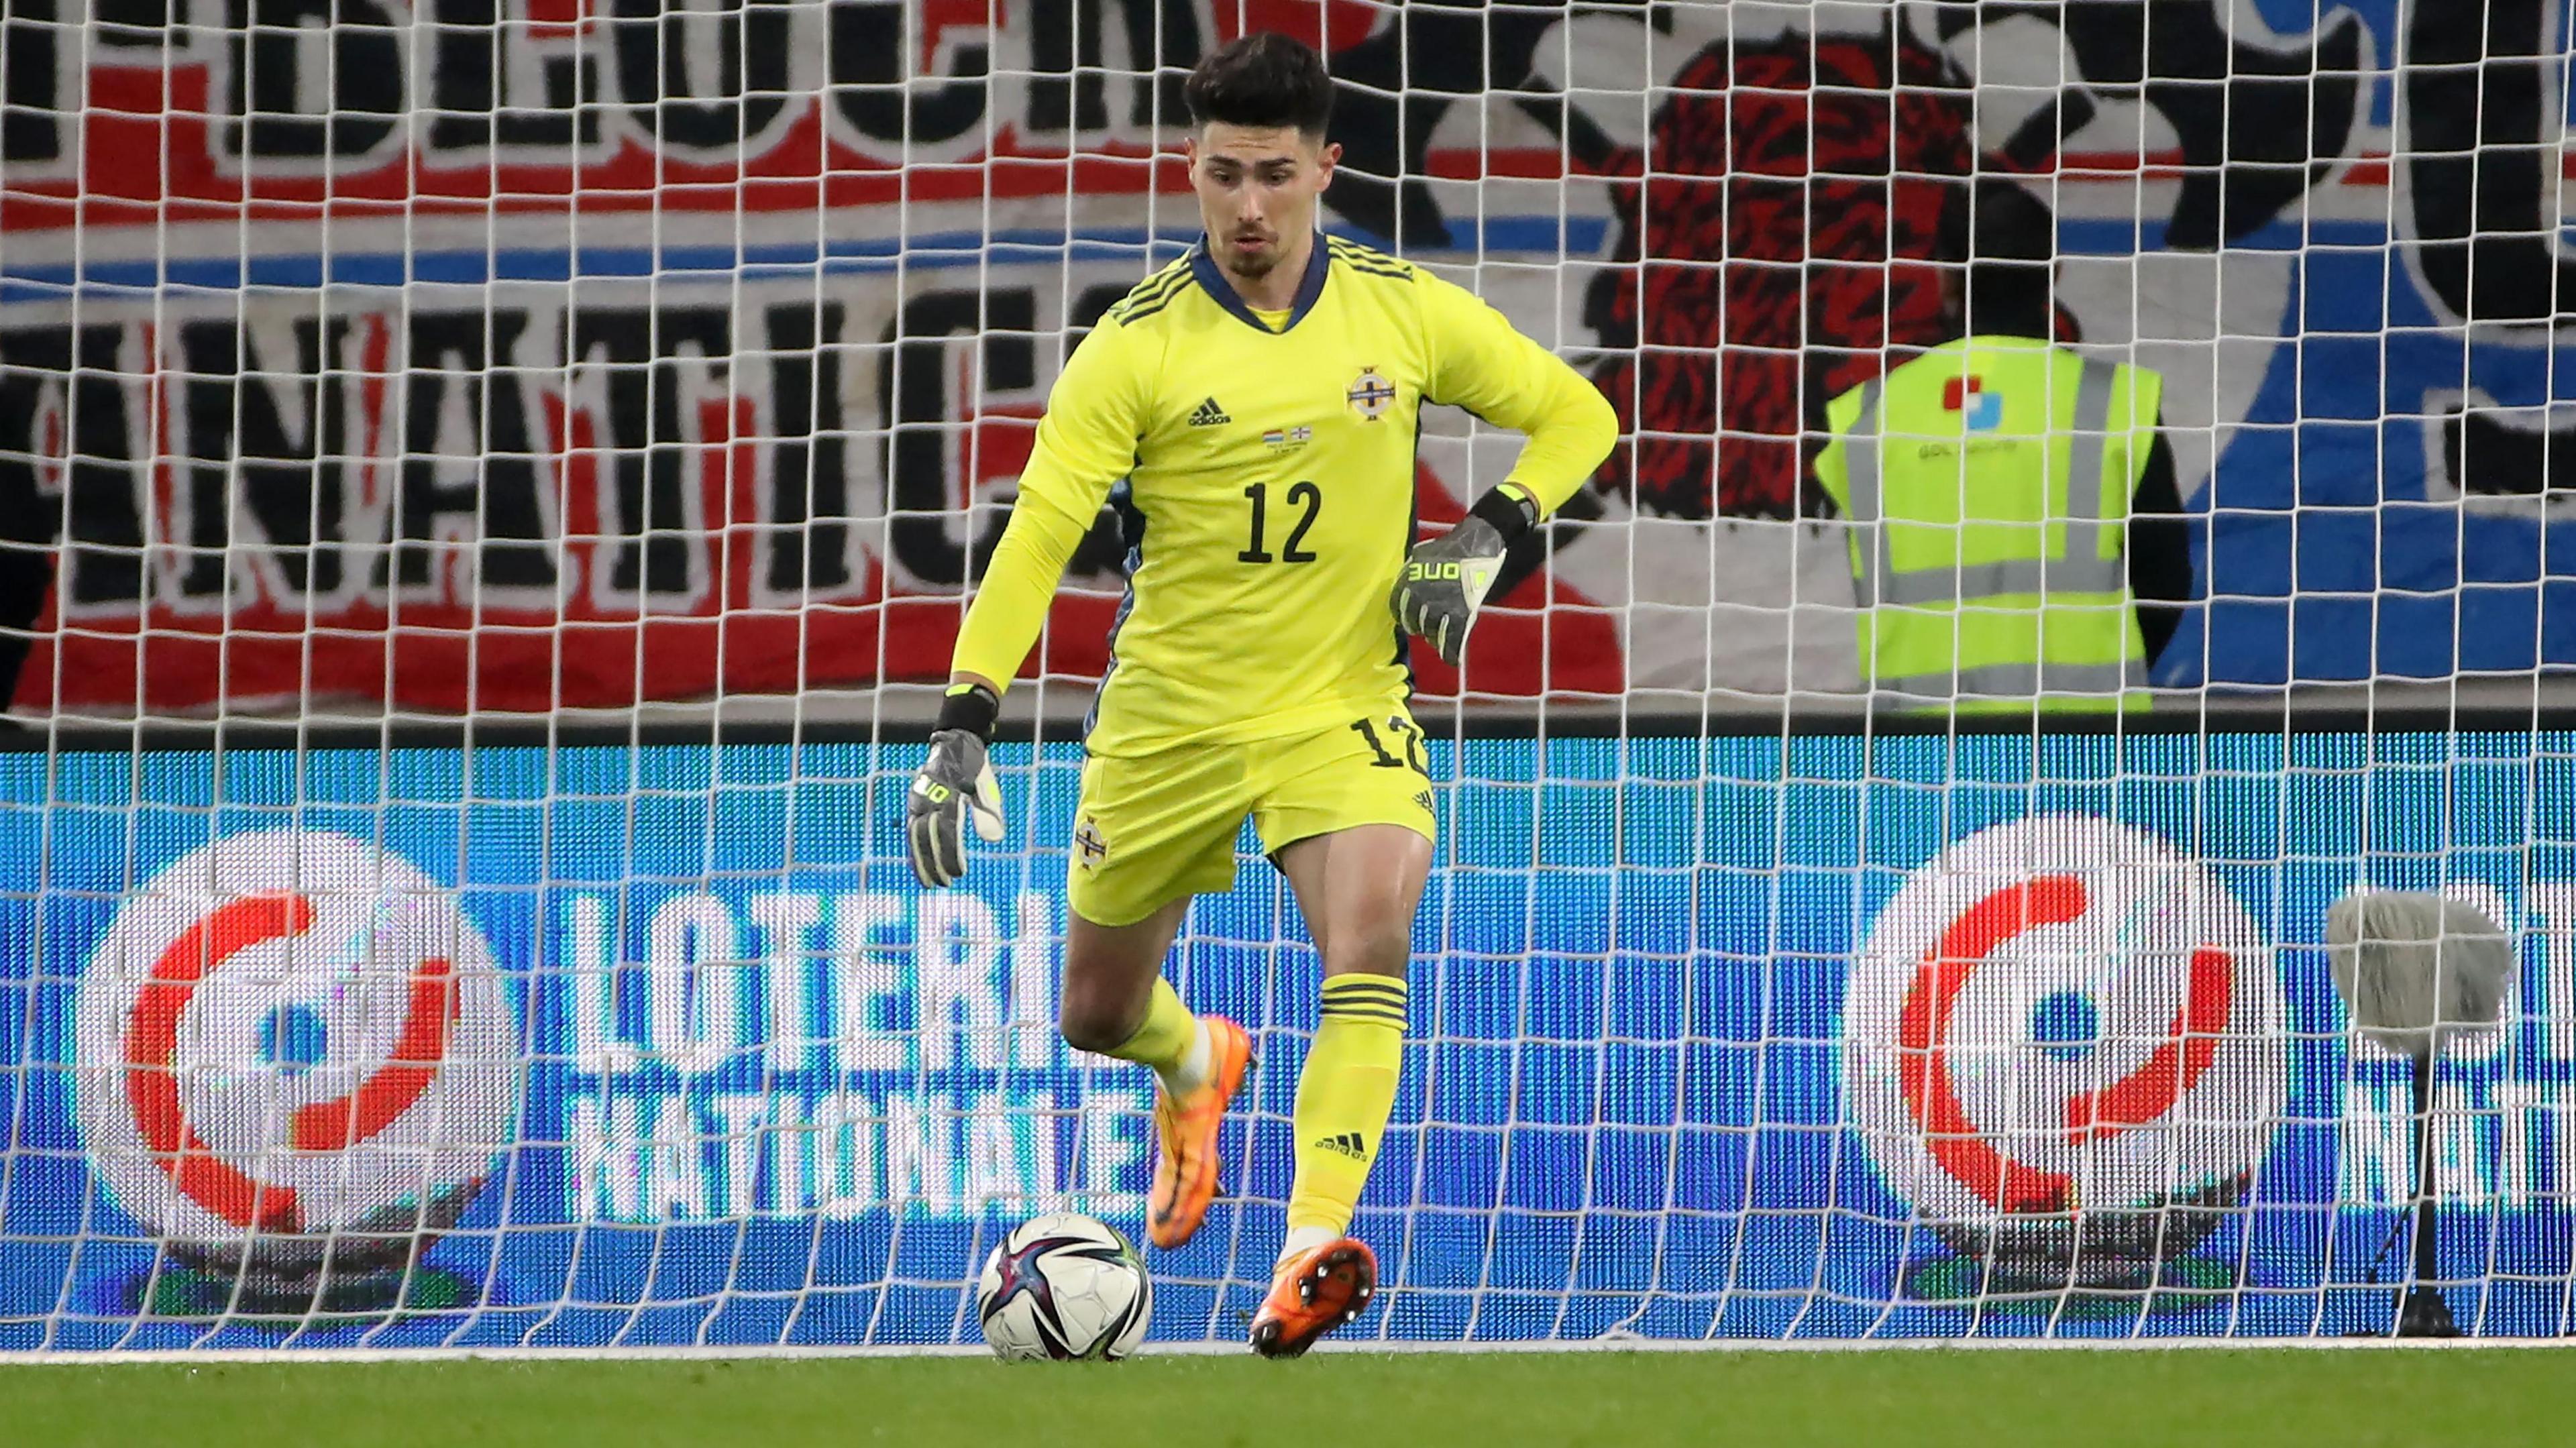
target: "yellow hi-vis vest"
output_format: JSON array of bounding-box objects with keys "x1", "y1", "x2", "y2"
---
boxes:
[{"x1": 1813, "y1": 337, "x2": 2161, "y2": 712}]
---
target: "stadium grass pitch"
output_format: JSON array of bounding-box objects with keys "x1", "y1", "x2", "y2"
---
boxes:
[{"x1": 9, "y1": 1347, "x2": 2575, "y2": 1447}]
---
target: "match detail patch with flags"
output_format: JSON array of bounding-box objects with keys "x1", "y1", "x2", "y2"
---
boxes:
[{"x1": 1942, "y1": 374, "x2": 2004, "y2": 432}]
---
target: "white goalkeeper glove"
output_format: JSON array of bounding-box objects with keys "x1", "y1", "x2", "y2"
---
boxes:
[
  {"x1": 1393, "y1": 488, "x2": 1538, "y2": 667},
  {"x1": 908, "y1": 685, "x2": 1008, "y2": 888}
]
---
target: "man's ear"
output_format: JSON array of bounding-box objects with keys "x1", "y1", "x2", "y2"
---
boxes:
[{"x1": 1316, "y1": 140, "x2": 1341, "y2": 192}]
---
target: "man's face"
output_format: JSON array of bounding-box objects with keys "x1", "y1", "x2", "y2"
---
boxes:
[{"x1": 1187, "y1": 123, "x2": 1338, "y2": 282}]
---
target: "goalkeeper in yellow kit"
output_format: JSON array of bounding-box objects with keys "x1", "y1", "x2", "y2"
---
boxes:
[{"x1": 905, "y1": 32, "x2": 1615, "y2": 1357}]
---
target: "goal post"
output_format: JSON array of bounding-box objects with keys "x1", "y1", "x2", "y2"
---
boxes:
[{"x1": 3, "y1": 1, "x2": 2575, "y2": 1351}]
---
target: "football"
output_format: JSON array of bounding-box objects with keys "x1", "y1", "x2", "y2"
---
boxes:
[{"x1": 975, "y1": 1213, "x2": 1153, "y2": 1361}]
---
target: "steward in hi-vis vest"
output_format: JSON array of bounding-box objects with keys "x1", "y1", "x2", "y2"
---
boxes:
[
  {"x1": 1815, "y1": 337, "x2": 2159, "y2": 710},
  {"x1": 1811, "y1": 179, "x2": 2196, "y2": 712}
]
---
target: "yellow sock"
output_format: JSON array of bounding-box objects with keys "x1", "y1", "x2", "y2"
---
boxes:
[
  {"x1": 1286, "y1": 973, "x2": 1407, "y2": 1241},
  {"x1": 1105, "y1": 977, "x2": 1210, "y2": 1093}
]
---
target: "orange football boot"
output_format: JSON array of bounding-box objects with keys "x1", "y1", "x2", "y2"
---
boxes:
[
  {"x1": 1248, "y1": 1237, "x2": 1377, "y2": 1358},
  {"x1": 1146, "y1": 1015, "x2": 1252, "y2": 1249}
]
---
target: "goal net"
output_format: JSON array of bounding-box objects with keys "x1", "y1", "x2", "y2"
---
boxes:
[{"x1": 3, "y1": 0, "x2": 2573, "y2": 1351}]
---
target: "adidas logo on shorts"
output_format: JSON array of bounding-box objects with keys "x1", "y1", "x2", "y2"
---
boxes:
[
  {"x1": 1189, "y1": 396, "x2": 1231, "y2": 427},
  {"x1": 1313, "y1": 1131, "x2": 1368, "y2": 1160}
]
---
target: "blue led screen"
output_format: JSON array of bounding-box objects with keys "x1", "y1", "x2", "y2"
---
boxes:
[{"x1": 3, "y1": 731, "x2": 2573, "y2": 1351}]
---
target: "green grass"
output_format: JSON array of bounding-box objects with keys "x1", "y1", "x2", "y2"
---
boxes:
[{"x1": 9, "y1": 1348, "x2": 2574, "y2": 1447}]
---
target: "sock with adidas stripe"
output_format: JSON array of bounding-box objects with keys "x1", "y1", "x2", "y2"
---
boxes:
[{"x1": 1283, "y1": 973, "x2": 1407, "y2": 1262}]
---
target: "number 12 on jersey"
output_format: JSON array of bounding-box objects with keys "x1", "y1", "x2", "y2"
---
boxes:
[{"x1": 1240, "y1": 480, "x2": 1321, "y2": 564}]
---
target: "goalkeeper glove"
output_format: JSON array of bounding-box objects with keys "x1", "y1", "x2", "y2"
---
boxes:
[
  {"x1": 908, "y1": 683, "x2": 1008, "y2": 888},
  {"x1": 1392, "y1": 487, "x2": 1538, "y2": 666}
]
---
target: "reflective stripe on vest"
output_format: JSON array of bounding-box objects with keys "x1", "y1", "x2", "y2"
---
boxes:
[{"x1": 1870, "y1": 660, "x2": 2145, "y2": 713}]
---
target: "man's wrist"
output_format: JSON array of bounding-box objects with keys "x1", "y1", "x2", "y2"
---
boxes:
[
  {"x1": 1468, "y1": 484, "x2": 1541, "y2": 545},
  {"x1": 936, "y1": 681, "x2": 1001, "y2": 741}
]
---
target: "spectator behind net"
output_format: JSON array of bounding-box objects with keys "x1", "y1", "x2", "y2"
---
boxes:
[
  {"x1": 1812, "y1": 177, "x2": 2202, "y2": 710},
  {"x1": 1937, "y1": 178, "x2": 2198, "y2": 673}
]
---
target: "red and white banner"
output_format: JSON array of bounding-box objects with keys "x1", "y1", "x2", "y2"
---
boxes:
[{"x1": 0, "y1": 1, "x2": 1640, "y2": 710}]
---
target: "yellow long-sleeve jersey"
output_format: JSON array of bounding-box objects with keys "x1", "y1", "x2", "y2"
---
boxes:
[{"x1": 952, "y1": 234, "x2": 1618, "y2": 757}]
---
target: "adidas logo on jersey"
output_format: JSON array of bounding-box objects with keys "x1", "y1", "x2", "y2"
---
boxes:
[
  {"x1": 1189, "y1": 396, "x2": 1231, "y2": 427},
  {"x1": 1313, "y1": 1131, "x2": 1368, "y2": 1160}
]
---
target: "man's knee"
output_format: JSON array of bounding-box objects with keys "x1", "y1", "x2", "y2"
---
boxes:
[
  {"x1": 1322, "y1": 922, "x2": 1412, "y2": 981},
  {"x1": 1058, "y1": 991, "x2": 1143, "y2": 1055},
  {"x1": 1059, "y1": 897, "x2": 1189, "y2": 1054}
]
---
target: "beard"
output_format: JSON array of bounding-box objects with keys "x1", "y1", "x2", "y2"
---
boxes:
[{"x1": 1220, "y1": 233, "x2": 1282, "y2": 280}]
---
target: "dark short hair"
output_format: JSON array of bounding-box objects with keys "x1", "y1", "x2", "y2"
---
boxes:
[
  {"x1": 1185, "y1": 32, "x2": 1334, "y2": 138},
  {"x1": 1940, "y1": 177, "x2": 2058, "y2": 338}
]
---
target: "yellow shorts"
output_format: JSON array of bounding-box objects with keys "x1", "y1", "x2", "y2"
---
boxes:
[{"x1": 1067, "y1": 707, "x2": 1438, "y2": 928}]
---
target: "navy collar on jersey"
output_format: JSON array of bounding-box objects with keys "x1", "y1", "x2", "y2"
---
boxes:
[{"x1": 1188, "y1": 232, "x2": 1331, "y2": 334}]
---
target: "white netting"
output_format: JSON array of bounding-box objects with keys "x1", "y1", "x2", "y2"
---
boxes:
[{"x1": 2, "y1": 0, "x2": 2573, "y2": 1351}]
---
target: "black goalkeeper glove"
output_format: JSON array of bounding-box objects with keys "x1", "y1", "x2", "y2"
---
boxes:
[
  {"x1": 908, "y1": 685, "x2": 1008, "y2": 888},
  {"x1": 1392, "y1": 488, "x2": 1538, "y2": 666}
]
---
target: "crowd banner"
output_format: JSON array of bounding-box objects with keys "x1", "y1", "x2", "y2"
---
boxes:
[{"x1": 2, "y1": 3, "x2": 2571, "y2": 708}]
